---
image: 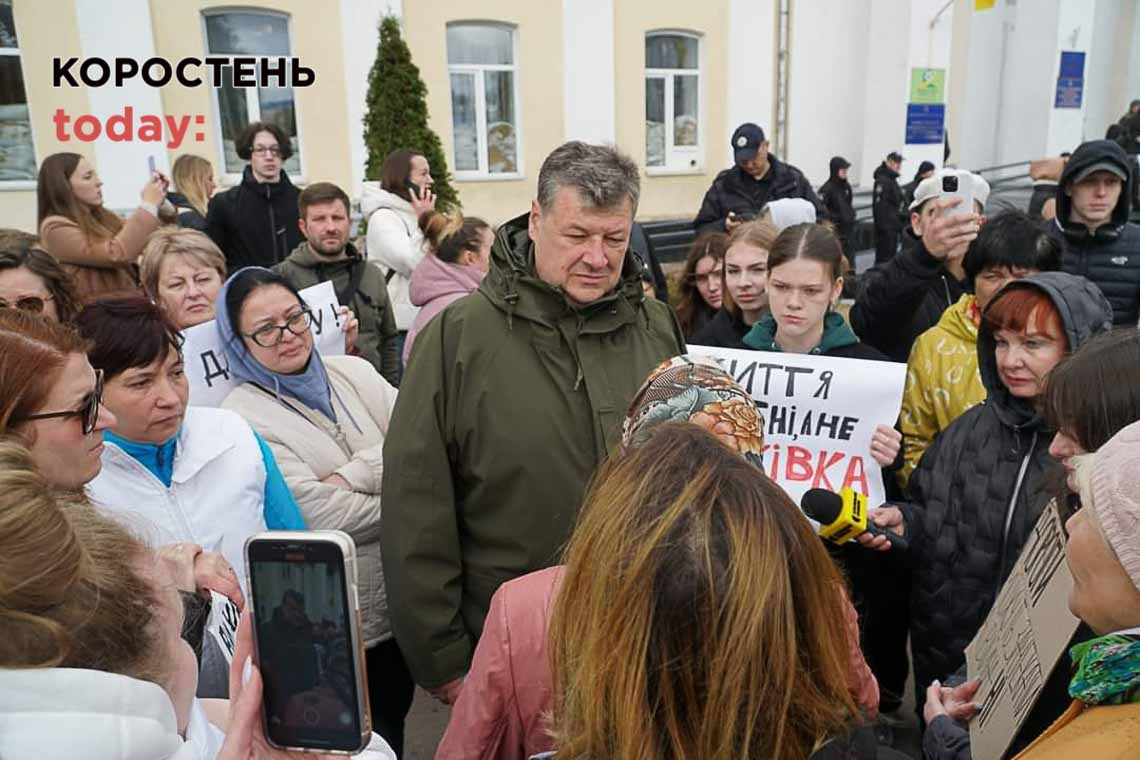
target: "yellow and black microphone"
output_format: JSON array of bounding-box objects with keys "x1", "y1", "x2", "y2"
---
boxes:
[{"x1": 800, "y1": 487, "x2": 909, "y2": 551}]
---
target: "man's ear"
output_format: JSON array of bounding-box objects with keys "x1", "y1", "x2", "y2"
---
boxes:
[
  {"x1": 298, "y1": 217, "x2": 309, "y2": 239},
  {"x1": 528, "y1": 199, "x2": 541, "y2": 241}
]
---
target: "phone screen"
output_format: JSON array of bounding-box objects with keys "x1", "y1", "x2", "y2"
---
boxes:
[{"x1": 247, "y1": 537, "x2": 366, "y2": 752}]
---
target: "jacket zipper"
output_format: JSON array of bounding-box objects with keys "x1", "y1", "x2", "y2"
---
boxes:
[
  {"x1": 996, "y1": 430, "x2": 1038, "y2": 593},
  {"x1": 266, "y1": 184, "x2": 280, "y2": 264}
]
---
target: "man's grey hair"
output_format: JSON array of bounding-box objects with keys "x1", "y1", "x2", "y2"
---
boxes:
[{"x1": 536, "y1": 141, "x2": 641, "y2": 214}]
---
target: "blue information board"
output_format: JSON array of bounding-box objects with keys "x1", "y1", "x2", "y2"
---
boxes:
[
  {"x1": 1055, "y1": 51, "x2": 1085, "y2": 109},
  {"x1": 905, "y1": 104, "x2": 945, "y2": 145}
]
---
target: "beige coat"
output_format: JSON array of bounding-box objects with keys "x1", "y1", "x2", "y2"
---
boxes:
[
  {"x1": 39, "y1": 209, "x2": 159, "y2": 304},
  {"x1": 222, "y1": 354, "x2": 397, "y2": 646}
]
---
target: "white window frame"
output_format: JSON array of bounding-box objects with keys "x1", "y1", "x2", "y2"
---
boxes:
[
  {"x1": 0, "y1": 1, "x2": 36, "y2": 191},
  {"x1": 200, "y1": 8, "x2": 305, "y2": 185},
  {"x1": 446, "y1": 22, "x2": 523, "y2": 181},
  {"x1": 644, "y1": 30, "x2": 703, "y2": 176}
]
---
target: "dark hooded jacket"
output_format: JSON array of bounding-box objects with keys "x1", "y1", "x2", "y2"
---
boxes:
[
  {"x1": 872, "y1": 163, "x2": 905, "y2": 233},
  {"x1": 1045, "y1": 139, "x2": 1140, "y2": 326},
  {"x1": 743, "y1": 311, "x2": 890, "y2": 362},
  {"x1": 849, "y1": 228, "x2": 967, "y2": 363},
  {"x1": 380, "y1": 212, "x2": 685, "y2": 688},
  {"x1": 166, "y1": 191, "x2": 207, "y2": 232},
  {"x1": 819, "y1": 158, "x2": 856, "y2": 251},
  {"x1": 205, "y1": 165, "x2": 303, "y2": 273},
  {"x1": 899, "y1": 272, "x2": 1113, "y2": 694},
  {"x1": 694, "y1": 155, "x2": 826, "y2": 235}
]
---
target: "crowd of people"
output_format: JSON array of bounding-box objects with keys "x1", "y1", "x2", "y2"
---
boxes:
[{"x1": 0, "y1": 101, "x2": 1139, "y2": 760}]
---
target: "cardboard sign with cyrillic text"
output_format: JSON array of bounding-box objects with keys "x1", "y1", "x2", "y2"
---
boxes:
[
  {"x1": 690, "y1": 346, "x2": 906, "y2": 508},
  {"x1": 183, "y1": 280, "x2": 344, "y2": 407}
]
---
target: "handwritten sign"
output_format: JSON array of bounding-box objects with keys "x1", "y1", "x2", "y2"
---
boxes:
[
  {"x1": 691, "y1": 347, "x2": 906, "y2": 508},
  {"x1": 966, "y1": 501, "x2": 1079, "y2": 760},
  {"x1": 206, "y1": 590, "x2": 242, "y2": 665},
  {"x1": 183, "y1": 281, "x2": 344, "y2": 407}
]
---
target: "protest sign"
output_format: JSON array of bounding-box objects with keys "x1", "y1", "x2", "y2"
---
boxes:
[
  {"x1": 966, "y1": 500, "x2": 1079, "y2": 760},
  {"x1": 691, "y1": 346, "x2": 906, "y2": 508},
  {"x1": 183, "y1": 280, "x2": 345, "y2": 407},
  {"x1": 206, "y1": 590, "x2": 242, "y2": 665}
]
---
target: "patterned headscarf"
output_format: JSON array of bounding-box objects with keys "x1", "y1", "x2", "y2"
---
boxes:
[{"x1": 622, "y1": 355, "x2": 765, "y2": 468}]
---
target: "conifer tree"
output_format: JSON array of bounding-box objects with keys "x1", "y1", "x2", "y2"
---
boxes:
[{"x1": 363, "y1": 16, "x2": 459, "y2": 210}]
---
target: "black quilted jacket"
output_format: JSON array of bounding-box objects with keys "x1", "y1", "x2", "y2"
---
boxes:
[{"x1": 899, "y1": 272, "x2": 1113, "y2": 692}]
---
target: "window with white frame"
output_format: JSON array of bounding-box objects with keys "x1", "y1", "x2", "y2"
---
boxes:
[
  {"x1": 446, "y1": 23, "x2": 519, "y2": 177},
  {"x1": 203, "y1": 10, "x2": 302, "y2": 177},
  {"x1": 645, "y1": 32, "x2": 701, "y2": 171},
  {"x1": 0, "y1": 0, "x2": 35, "y2": 182}
]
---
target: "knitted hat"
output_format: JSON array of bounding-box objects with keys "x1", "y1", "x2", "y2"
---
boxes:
[
  {"x1": 1075, "y1": 419, "x2": 1140, "y2": 592},
  {"x1": 622, "y1": 355, "x2": 765, "y2": 469}
]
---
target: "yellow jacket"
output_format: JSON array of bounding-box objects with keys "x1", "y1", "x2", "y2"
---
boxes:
[
  {"x1": 1013, "y1": 699, "x2": 1140, "y2": 759},
  {"x1": 897, "y1": 294, "x2": 985, "y2": 490}
]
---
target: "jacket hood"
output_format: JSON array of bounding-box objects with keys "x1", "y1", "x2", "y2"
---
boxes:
[
  {"x1": 481, "y1": 212, "x2": 650, "y2": 329},
  {"x1": 1055, "y1": 140, "x2": 1135, "y2": 239},
  {"x1": 936, "y1": 293, "x2": 980, "y2": 344},
  {"x1": 409, "y1": 252, "x2": 484, "y2": 307},
  {"x1": 239, "y1": 164, "x2": 294, "y2": 198},
  {"x1": 977, "y1": 271, "x2": 1113, "y2": 430},
  {"x1": 828, "y1": 157, "x2": 850, "y2": 180},
  {"x1": 0, "y1": 668, "x2": 199, "y2": 760},
  {"x1": 874, "y1": 162, "x2": 900, "y2": 181},
  {"x1": 282, "y1": 240, "x2": 362, "y2": 269},
  {"x1": 360, "y1": 182, "x2": 412, "y2": 217},
  {"x1": 743, "y1": 311, "x2": 859, "y2": 353}
]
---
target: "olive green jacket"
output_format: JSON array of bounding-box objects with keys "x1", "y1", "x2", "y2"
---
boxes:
[
  {"x1": 274, "y1": 241, "x2": 400, "y2": 385},
  {"x1": 380, "y1": 213, "x2": 685, "y2": 687}
]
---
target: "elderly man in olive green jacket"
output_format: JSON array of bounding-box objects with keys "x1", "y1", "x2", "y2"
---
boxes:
[{"x1": 381, "y1": 142, "x2": 685, "y2": 698}]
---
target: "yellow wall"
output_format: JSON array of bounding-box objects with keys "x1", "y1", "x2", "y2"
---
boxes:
[
  {"x1": 150, "y1": 0, "x2": 355, "y2": 190},
  {"x1": 614, "y1": 0, "x2": 729, "y2": 222},
  {"x1": 403, "y1": 1, "x2": 564, "y2": 226},
  {"x1": 1, "y1": 1, "x2": 93, "y2": 231}
]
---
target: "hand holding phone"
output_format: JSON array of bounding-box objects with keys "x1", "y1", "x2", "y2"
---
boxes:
[
  {"x1": 245, "y1": 531, "x2": 371, "y2": 754},
  {"x1": 938, "y1": 172, "x2": 975, "y2": 215}
]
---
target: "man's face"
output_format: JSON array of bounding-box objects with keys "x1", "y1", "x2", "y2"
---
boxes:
[
  {"x1": 837, "y1": 167, "x2": 848, "y2": 180},
  {"x1": 887, "y1": 159, "x2": 902, "y2": 173},
  {"x1": 739, "y1": 142, "x2": 771, "y2": 177},
  {"x1": 1067, "y1": 171, "x2": 1123, "y2": 229},
  {"x1": 528, "y1": 187, "x2": 632, "y2": 306},
  {"x1": 249, "y1": 130, "x2": 282, "y2": 183},
  {"x1": 910, "y1": 200, "x2": 940, "y2": 236},
  {"x1": 299, "y1": 200, "x2": 350, "y2": 257}
]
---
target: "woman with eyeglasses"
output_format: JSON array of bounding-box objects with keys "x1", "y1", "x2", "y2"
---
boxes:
[
  {"x1": 37, "y1": 151, "x2": 172, "y2": 304},
  {"x1": 0, "y1": 245, "x2": 82, "y2": 323},
  {"x1": 215, "y1": 267, "x2": 415, "y2": 756}
]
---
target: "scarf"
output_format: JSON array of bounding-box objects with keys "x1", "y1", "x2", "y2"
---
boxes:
[
  {"x1": 1068, "y1": 632, "x2": 1140, "y2": 705},
  {"x1": 215, "y1": 268, "x2": 337, "y2": 422}
]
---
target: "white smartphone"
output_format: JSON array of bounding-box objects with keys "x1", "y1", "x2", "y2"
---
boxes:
[
  {"x1": 939, "y1": 171, "x2": 975, "y2": 215},
  {"x1": 245, "y1": 531, "x2": 371, "y2": 754}
]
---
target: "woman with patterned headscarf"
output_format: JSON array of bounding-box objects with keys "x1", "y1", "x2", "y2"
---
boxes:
[{"x1": 435, "y1": 355, "x2": 879, "y2": 760}]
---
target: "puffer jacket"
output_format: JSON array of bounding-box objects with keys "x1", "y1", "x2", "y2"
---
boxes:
[
  {"x1": 204, "y1": 166, "x2": 302, "y2": 272},
  {"x1": 361, "y1": 183, "x2": 425, "y2": 331},
  {"x1": 437, "y1": 566, "x2": 880, "y2": 760},
  {"x1": 222, "y1": 354, "x2": 398, "y2": 646},
  {"x1": 900, "y1": 272, "x2": 1113, "y2": 693},
  {"x1": 1045, "y1": 139, "x2": 1140, "y2": 326},
  {"x1": 404, "y1": 251, "x2": 485, "y2": 365},
  {"x1": 897, "y1": 293, "x2": 984, "y2": 490},
  {"x1": 849, "y1": 229, "x2": 967, "y2": 363},
  {"x1": 380, "y1": 212, "x2": 685, "y2": 688},
  {"x1": 693, "y1": 155, "x2": 826, "y2": 235}
]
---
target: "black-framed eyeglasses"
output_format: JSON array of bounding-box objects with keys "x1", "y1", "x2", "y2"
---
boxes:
[
  {"x1": 251, "y1": 145, "x2": 282, "y2": 156},
  {"x1": 0, "y1": 293, "x2": 53, "y2": 314},
  {"x1": 244, "y1": 309, "x2": 313, "y2": 348},
  {"x1": 19, "y1": 369, "x2": 104, "y2": 435}
]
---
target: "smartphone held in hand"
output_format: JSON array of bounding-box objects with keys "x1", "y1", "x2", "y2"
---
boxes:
[
  {"x1": 939, "y1": 171, "x2": 975, "y2": 215},
  {"x1": 245, "y1": 531, "x2": 371, "y2": 754}
]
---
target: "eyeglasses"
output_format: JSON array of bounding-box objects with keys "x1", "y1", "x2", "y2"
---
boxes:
[
  {"x1": 19, "y1": 369, "x2": 104, "y2": 435},
  {"x1": 251, "y1": 146, "x2": 282, "y2": 157},
  {"x1": 244, "y1": 309, "x2": 313, "y2": 348},
  {"x1": 0, "y1": 293, "x2": 53, "y2": 313}
]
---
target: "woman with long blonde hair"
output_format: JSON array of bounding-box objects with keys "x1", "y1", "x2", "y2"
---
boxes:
[
  {"x1": 548, "y1": 422, "x2": 877, "y2": 760},
  {"x1": 169, "y1": 154, "x2": 216, "y2": 232}
]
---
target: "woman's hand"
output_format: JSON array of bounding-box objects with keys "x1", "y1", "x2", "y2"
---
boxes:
[
  {"x1": 410, "y1": 186, "x2": 436, "y2": 220},
  {"x1": 141, "y1": 173, "x2": 168, "y2": 206},
  {"x1": 338, "y1": 306, "x2": 360, "y2": 355},
  {"x1": 428, "y1": 677, "x2": 464, "y2": 706},
  {"x1": 855, "y1": 506, "x2": 905, "y2": 551},
  {"x1": 870, "y1": 424, "x2": 902, "y2": 467},
  {"x1": 217, "y1": 612, "x2": 335, "y2": 759},
  {"x1": 924, "y1": 678, "x2": 982, "y2": 725},
  {"x1": 156, "y1": 543, "x2": 245, "y2": 610}
]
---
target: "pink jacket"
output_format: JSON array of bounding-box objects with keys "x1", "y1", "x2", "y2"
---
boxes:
[
  {"x1": 436, "y1": 566, "x2": 879, "y2": 760},
  {"x1": 402, "y1": 253, "x2": 484, "y2": 364}
]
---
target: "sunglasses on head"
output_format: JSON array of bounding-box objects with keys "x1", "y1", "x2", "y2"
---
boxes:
[
  {"x1": 19, "y1": 369, "x2": 104, "y2": 435},
  {"x1": 0, "y1": 293, "x2": 53, "y2": 314}
]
